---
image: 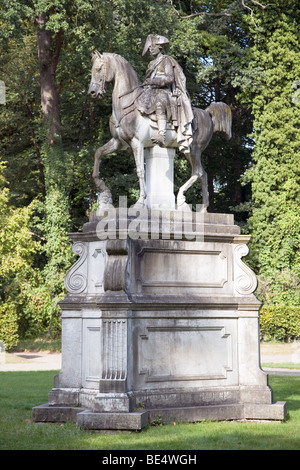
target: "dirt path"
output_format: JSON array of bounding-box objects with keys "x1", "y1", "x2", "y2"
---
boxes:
[
  {"x1": 0, "y1": 342, "x2": 299, "y2": 372},
  {"x1": 0, "y1": 351, "x2": 61, "y2": 371},
  {"x1": 260, "y1": 342, "x2": 300, "y2": 363}
]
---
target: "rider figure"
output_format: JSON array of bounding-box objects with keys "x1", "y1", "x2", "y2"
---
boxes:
[{"x1": 138, "y1": 34, "x2": 194, "y2": 153}]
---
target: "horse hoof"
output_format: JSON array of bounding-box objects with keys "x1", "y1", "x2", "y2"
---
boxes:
[
  {"x1": 177, "y1": 202, "x2": 191, "y2": 212},
  {"x1": 96, "y1": 187, "x2": 114, "y2": 208},
  {"x1": 151, "y1": 137, "x2": 165, "y2": 147}
]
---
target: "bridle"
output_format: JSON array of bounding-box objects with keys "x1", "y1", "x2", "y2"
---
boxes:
[{"x1": 91, "y1": 52, "x2": 107, "y2": 96}]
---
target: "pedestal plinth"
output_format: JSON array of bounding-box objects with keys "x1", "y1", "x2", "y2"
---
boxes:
[
  {"x1": 32, "y1": 211, "x2": 286, "y2": 429},
  {"x1": 145, "y1": 147, "x2": 175, "y2": 209}
]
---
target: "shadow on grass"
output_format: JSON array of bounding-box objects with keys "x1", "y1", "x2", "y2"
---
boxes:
[
  {"x1": 1, "y1": 372, "x2": 300, "y2": 450},
  {"x1": 269, "y1": 374, "x2": 300, "y2": 412}
]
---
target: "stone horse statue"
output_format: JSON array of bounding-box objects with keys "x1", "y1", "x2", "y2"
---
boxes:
[{"x1": 88, "y1": 51, "x2": 232, "y2": 210}]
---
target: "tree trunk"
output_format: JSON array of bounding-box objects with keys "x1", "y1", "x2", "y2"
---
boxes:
[
  {"x1": 36, "y1": 13, "x2": 63, "y2": 144},
  {"x1": 33, "y1": 12, "x2": 72, "y2": 289},
  {"x1": 34, "y1": 13, "x2": 67, "y2": 193}
]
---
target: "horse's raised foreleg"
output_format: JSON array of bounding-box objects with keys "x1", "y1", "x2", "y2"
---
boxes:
[{"x1": 93, "y1": 137, "x2": 123, "y2": 208}]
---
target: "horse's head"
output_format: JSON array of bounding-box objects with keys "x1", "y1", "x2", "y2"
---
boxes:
[{"x1": 88, "y1": 51, "x2": 107, "y2": 99}]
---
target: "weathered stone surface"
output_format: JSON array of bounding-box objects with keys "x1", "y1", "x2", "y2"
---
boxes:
[
  {"x1": 243, "y1": 402, "x2": 287, "y2": 421},
  {"x1": 32, "y1": 404, "x2": 85, "y2": 423},
  {"x1": 145, "y1": 147, "x2": 176, "y2": 209},
  {"x1": 32, "y1": 402, "x2": 286, "y2": 430},
  {"x1": 77, "y1": 410, "x2": 149, "y2": 430}
]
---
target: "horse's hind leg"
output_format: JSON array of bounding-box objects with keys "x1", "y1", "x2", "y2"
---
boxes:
[
  {"x1": 177, "y1": 150, "x2": 209, "y2": 211},
  {"x1": 177, "y1": 173, "x2": 198, "y2": 210},
  {"x1": 200, "y1": 168, "x2": 209, "y2": 209},
  {"x1": 93, "y1": 137, "x2": 123, "y2": 207}
]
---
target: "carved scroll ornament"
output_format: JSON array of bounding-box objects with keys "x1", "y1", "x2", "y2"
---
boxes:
[
  {"x1": 233, "y1": 244, "x2": 257, "y2": 295},
  {"x1": 64, "y1": 242, "x2": 88, "y2": 294}
]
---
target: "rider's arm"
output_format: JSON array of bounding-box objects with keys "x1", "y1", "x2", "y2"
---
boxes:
[{"x1": 144, "y1": 57, "x2": 174, "y2": 88}]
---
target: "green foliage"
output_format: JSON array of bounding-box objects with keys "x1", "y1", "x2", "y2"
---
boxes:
[
  {"x1": 18, "y1": 272, "x2": 63, "y2": 337},
  {"x1": 0, "y1": 161, "x2": 40, "y2": 347},
  {"x1": 173, "y1": 1, "x2": 254, "y2": 218},
  {"x1": 0, "y1": 304, "x2": 18, "y2": 350},
  {"x1": 237, "y1": 1, "x2": 300, "y2": 306},
  {"x1": 0, "y1": 157, "x2": 72, "y2": 343},
  {"x1": 17, "y1": 189, "x2": 74, "y2": 338},
  {"x1": 260, "y1": 305, "x2": 300, "y2": 342},
  {"x1": 0, "y1": 33, "x2": 44, "y2": 206}
]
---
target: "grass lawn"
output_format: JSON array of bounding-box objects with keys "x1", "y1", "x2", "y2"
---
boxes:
[
  {"x1": 10, "y1": 337, "x2": 62, "y2": 353},
  {"x1": 0, "y1": 371, "x2": 300, "y2": 450}
]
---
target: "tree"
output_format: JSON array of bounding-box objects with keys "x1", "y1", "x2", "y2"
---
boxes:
[
  {"x1": 238, "y1": 0, "x2": 300, "y2": 304},
  {"x1": 167, "y1": 1, "x2": 254, "y2": 220},
  {"x1": 0, "y1": 1, "x2": 108, "y2": 335}
]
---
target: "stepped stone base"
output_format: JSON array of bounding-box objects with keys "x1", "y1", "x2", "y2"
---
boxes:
[
  {"x1": 32, "y1": 212, "x2": 287, "y2": 429},
  {"x1": 33, "y1": 401, "x2": 286, "y2": 430}
]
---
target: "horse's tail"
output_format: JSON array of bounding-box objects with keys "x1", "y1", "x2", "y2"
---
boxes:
[{"x1": 205, "y1": 102, "x2": 232, "y2": 140}]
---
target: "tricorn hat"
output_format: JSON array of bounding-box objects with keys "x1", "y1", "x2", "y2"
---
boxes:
[{"x1": 142, "y1": 34, "x2": 169, "y2": 56}]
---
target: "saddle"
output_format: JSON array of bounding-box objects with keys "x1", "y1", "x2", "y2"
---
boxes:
[{"x1": 119, "y1": 86, "x2": 178, "y2": 129}]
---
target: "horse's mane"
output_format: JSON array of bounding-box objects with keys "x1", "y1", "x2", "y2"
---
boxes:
[
  {"x1": 92, "y1": 51, "x2": 131, "y2": 69},
  {"x1": 105, "y1": 53, "x2": 138, "y2": 77},
  {"x1": 103, "y1": 52, "x2": 129, "y2": 67}
]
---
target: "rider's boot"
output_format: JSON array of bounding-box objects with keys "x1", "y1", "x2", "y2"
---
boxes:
[{"x1": 152, "y1": 118, "x2": 167, "y2": 147}]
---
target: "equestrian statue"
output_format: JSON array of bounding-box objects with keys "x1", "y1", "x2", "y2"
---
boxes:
[{"x1": 88, "y1": 34, "x2": 232, "y2": 210}]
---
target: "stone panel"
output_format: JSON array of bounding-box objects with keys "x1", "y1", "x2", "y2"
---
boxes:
[
  {"x1": 139, "y1": 326, "x2": 232, "y2": 382},
  {"x1": 137, "y1": 245, "x2": 228, "y2": 293},
  {"x1": 132, "y1": 316, "x2": 238, "y2": 391}
]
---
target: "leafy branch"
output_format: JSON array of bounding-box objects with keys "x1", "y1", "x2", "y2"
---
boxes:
[
  {"x1": 241, "y1": 0, "x2": 274, "y2": 28},
  {"x1": 167, "y1": 0, "x2": 273, "y2": 28},
  {"x1": 167, "y1": 0, "x2": 233, "y2": 19}
]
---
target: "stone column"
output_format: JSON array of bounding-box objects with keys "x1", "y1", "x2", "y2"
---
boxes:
[{"x1": 145, "y1": 146, "x2": 176, "y2": 209}]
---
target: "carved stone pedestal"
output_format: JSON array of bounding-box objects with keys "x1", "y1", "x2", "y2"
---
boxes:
[
  {"x1": 32, "y1": 211, "x2": 286, "y2": 429},
  {"x1": 145, "y1": 147, "x2": 175, "y2": 209}
]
